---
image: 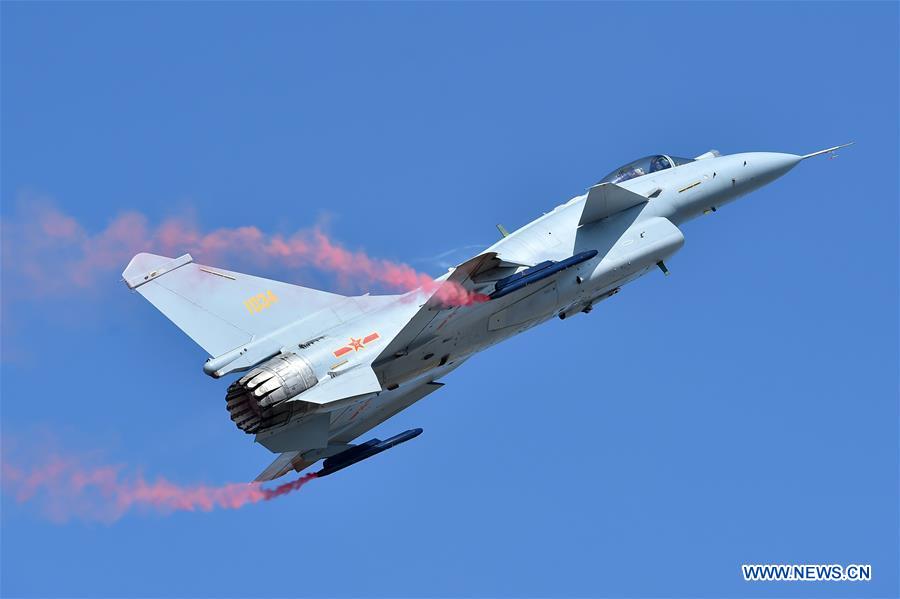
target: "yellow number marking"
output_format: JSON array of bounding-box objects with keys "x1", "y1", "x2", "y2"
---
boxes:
[{"x1": 244, "y1": 290, "x2": 279, "y2": 314}]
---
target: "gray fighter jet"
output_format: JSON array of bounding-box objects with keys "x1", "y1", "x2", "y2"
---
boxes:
[{"x1": 122, "y1": 144, "x2": 850, "y2": 481}]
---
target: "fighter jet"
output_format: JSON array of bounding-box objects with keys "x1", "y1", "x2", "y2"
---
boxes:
[{"x1": 122, "y1": 144, "x2": 851, "y2": 481}]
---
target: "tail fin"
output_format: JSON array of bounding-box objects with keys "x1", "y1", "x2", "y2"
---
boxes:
[{"x1": 122, "y1": 253, "x2": 345, "y2": 357}]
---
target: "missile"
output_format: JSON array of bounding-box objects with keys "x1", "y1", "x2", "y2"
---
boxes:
[
  {"x1": 315, "y1": 428, "x2": 423, "y2": 477},
  {"x1": 490, "y1": 250, "x2": 599, "y2": 299}
]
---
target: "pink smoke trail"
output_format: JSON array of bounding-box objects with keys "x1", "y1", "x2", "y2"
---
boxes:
[
  {"x1": 1, "y1": 203, "x2": 487, "y2": 307},
  {"x1": 1, "y1": 454, "x2": 317, "y2": 522}
]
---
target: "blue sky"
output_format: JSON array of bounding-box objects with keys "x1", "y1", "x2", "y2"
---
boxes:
[{"x1": 2, "y1": 2, "x2": 897, "y2": 597}]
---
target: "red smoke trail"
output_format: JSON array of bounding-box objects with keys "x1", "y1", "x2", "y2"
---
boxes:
[
  {"x1": 1, "y1": 203, "x2": 487, "y2": 306},
  {"x1": 260, "y1": 473, "x2": 319, "y2": 500},
  {"x1": 1, "y1": 455, "x2": 317, "y2": 523}
]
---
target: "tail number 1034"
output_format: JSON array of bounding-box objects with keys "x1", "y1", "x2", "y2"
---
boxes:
[{"x1": 244, "y1": 290, "x2": 279, "y2": 314}]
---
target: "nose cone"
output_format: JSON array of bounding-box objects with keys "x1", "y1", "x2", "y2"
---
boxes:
[{"x1": 741, "y1": 152, "x2": 803, "y2": 187}]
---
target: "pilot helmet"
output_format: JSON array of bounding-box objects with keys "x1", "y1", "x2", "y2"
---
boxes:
[{"x1": 650, "y1": 155, "x2": 669, "y2": 172}]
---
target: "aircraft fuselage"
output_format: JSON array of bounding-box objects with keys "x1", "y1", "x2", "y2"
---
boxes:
[
  {"x1": 266, "y1": 151, "x2": 809, "y2": 458},
  {"x1": 124, "y1": 145, "x2": 847, "y2": 480}
]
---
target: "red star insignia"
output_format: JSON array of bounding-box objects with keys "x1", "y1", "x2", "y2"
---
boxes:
[{"x1": 349, "y1": 337, "x2": 364, "y2": 351}]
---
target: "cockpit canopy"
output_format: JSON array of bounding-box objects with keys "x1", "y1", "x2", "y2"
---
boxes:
[{"x1": 599, "y1": 154, "x2": 695, "y2": 185}]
